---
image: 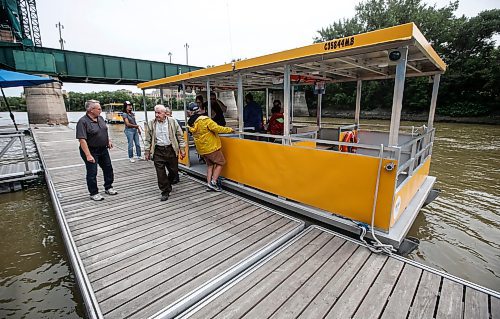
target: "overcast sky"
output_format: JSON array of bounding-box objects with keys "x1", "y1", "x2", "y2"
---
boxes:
[{"x1": 4, "y1": 0, "x2": 499, "y2": 96}]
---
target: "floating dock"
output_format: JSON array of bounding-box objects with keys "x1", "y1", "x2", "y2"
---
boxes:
[{"x1": 31, "y1": 125, "x2": 499, "y2": 319}]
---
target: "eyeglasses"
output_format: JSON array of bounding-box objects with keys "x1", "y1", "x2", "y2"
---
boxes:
[{"x1": 196, "y1": 101, "x2": 202, "y2": 104}]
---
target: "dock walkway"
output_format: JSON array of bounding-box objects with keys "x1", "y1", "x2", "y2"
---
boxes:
[{"x1": 32, "y1": 125, "x2": 499, "y2": 319}]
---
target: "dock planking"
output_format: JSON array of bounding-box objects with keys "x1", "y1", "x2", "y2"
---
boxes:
[
  {"x1": 181, "y1": 226, "x2": 499, "y2": 319},
  {"x1": 31, "y1": 125, "x2": 499, "y2": 319},
  {"x1": 32, "y1": 125, "x2": 304, "y2": 318}
]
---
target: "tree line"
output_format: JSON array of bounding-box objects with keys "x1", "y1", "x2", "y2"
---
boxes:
[
  {"x1": 0, "y1": 90, "x2": 187, "y2": 112},
  {"x1": 314, "y1": 0, "x2": 500, "y2": 117}
]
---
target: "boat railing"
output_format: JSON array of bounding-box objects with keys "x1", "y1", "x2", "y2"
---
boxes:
[{"x1": 396, "y1": 127, "x2": 435, "y2": 178}]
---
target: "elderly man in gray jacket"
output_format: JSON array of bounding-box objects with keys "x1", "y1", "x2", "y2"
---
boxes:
[{"x1": 145, "y1": 105, "x2": 186, "y2": 201}]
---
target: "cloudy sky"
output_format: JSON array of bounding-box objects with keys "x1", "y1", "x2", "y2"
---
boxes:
[{"x1": 4, "y1": 0, "x2": 499, "y2": 96}]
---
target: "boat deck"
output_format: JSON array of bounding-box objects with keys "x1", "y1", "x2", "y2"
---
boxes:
[{"x1": 31, "y1": 124, "x2": 499, "y2": 319}]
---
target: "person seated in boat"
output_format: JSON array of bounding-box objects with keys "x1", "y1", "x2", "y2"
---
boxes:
[
  {"x1": 243, "y1": 93, "x2": 263, "y2": 138},
  {"x1": 199, "y1": 92, "x2": 226, "y2": 126},
  {"x1": 187, "y1": 102, "x2": 234, "y2": 191},
  {"x1": 267, "y1": 100, "x2": 284, "y2": 137}
]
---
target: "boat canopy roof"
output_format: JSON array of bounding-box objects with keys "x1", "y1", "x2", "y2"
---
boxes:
[{"x1": 138, "y1": 23, "x2": 446, "y2": 91}]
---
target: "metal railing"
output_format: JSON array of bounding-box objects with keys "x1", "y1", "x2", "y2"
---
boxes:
[{"x1": 0, "y1": 131, "x2": 30, "y2": 172}]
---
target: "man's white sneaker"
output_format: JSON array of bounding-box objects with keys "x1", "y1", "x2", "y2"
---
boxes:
[
  {"x1": 129, "y1": 158, "x2": 136, "y2": 163},
  {"x1": 90, "y1": 194, "x2": 104, "y2": 201},
  {"x1": 105, "y1": 188, "x2": 118, "y2": 195}
]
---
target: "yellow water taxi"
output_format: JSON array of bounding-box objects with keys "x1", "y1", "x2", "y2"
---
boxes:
[
  {"x1": 103, "y1": 102, "x2": 124, "y2": 123},
  {"x1": 138, "y1": 23, "x2": 446, "y2": 250}
]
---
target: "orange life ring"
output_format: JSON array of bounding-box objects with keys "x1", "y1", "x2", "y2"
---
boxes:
[{"x1": 340, "y1": 130, "x2": 358, "y2": 153}]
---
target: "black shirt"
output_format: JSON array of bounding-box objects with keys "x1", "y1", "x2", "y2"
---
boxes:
[{"x1": 76, "y1": 114, "x2": 109, "y2": 147}]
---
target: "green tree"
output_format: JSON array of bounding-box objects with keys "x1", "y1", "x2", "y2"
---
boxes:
[{"x1": 315, "y1": 0, "x2": 500, "y2": 117}]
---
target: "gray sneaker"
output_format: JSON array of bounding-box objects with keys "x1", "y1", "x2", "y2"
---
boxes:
[
  {"x1": 90, "y1": 194, "x2": 104, "y2": 201},
  {"x1": 105, "y1": 188, "x2": 118, "y2": 195},
  {"x1": 208, "y1": 180, "x2": 222, "y2": 192}
]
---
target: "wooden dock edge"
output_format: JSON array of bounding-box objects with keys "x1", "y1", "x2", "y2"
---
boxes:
[{"x1": 31, "y1": 125, "x2": 104, "y2": 319}]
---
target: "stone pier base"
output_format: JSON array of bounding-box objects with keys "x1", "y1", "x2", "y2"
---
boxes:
[{"x1": 25, "y1": 77, "x2": 68, "y2": 125}]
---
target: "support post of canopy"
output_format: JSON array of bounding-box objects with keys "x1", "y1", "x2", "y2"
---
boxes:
[
  {"x1": 182, "y1": 82, "x2": 188, "y2": 131},
  {"x1": 206, "y1": 79, "x2": 211, "y2": 118},
  {"x1": 427, "y1": 74, "x2": 440, "y2": 131},
  {"x1": 291, "y1": 85, "x2": 295, "y2": 124},
  {"x1": 316, "y1": 93, "x2": 322, "y2": 128},
  {"x1": 265, "y1": 88, "x2": 269, "y2": 124},
  {"x1": 160, "y1": 88, "x2": 164, "y2": 105},
  {"x1": 388, "y1": 47, "x2": 408, "y2": 147},
  {"x1": 426, "y1": 73, "x2": 441, "y2": 157},
  {"x1": 355, "y1": 79, "x2": 362, "y2": 128},
  {"x1": 237, "y1": 74, "x2": 244, "y2": 136},
  {"x1": 142, "y1": 89, "x2": 148, "y2": 124},
  {"x1": 283, "y1": 64, "x2": 291, "y2": 144}
]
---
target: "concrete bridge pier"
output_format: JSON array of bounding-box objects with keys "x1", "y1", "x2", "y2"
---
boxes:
[{"x1": 25, "y1": 76, "x2": 68, "y2": 125}]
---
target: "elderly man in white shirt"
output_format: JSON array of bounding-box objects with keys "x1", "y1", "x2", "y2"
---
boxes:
[{"x1": 144, "y1": 105, "x2": 186, "y2": 201}]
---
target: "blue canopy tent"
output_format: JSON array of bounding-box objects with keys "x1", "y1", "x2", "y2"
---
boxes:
[{"x1": 0, "y1": 69, "x2": 56, "y2": 130}]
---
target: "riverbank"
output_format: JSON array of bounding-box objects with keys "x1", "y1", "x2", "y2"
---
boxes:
[{"x1": 317, "y1": 108, "x2": 500, "y2": 125}]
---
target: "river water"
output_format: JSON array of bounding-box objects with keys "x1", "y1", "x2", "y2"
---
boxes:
[{"x1": 0, "y1": 111, "x2": 498, "y2": 318}]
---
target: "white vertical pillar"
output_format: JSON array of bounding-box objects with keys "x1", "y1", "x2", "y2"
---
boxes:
[
  {"x1": 265, "y1": 87, "x2": 269, "y2": 123},
  {"x1": 291, "y1": 85, "x2": 295, "y2": 123},
  {"x1": 283, "y1": 65, "x2": 291, "y2": 143},
  {"x1": 317, "y1": 93, "x2": 322, "y2": 128},
  {"x1": 355, "y1": 79, "x2": 362, "y2": 127},
  {"x1": 237, "y1": 74, "x2": 244, "y2": 133},
  {"x1": 142, "y1": 90, "x2": 148, "y2": 123},
  {"x1": 182, "y1": 82, "x2": 187, "y2": 130},
  {"x1": 427, "y1": 74, "x2": 441, "y2": 131},
  {"x1": 206, "y1": 79, "x2": 211, "y2": 118},
  {"x1": 388, "y1": 47, "x2": 408, "y2": 147}
]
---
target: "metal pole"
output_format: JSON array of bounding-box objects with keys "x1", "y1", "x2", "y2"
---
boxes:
[
  {"x1": 355, "y1": 79, "x2": 362, "y2": 128},
  {"x1": 206, "y1": 80, "x2": 211, "y2": 118},
  {"x1": 237, "y1": 74, "x2": 244, "y2": 134},
  {"x1": 1, "y1": 88, "x2": 18, "y2": 131},
  {"x1": 184, "y1": 43, "x2": 189, "y2": 65},
  {"x1": 427, "y1": 74, "x2": 441, "y2": 131},
  {"x1": 291, "y1": 85, "x2": 294, "y2": 124},
  {"x1": 56, "y1": 22, "x2": 65, "y2": 50},
  {"x1": 160, "y1": 88, "x2": 164, "y2": 105},
  {"x1": 388, "y1": 47, "x2": 408, "y2": 147},
  {"x1": 265, "y1": 88, "x2": 269, "y2": 124},
  {"x1": 316, "y1": 93, "x2": 322, "y2": 128},
  {"x1": 168, "y1": 52, "x2": 172, "y2": 63},
  {"x1": 142, "y1": 90, "x2": 148, "y2": 124},
  {"x1": 182, "y1": 82, "x2": 188, "y2": 131},
  {"x1": 283, "y1": 65, "x2": 291, "y2": 144}
]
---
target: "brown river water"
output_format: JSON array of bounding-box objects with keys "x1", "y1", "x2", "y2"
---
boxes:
[{"x1": 0, "y1": 112, "x2": 498, "y2": 318}]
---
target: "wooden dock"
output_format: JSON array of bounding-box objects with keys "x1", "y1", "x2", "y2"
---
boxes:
[
  {"x1": 31, "y1": 125, "x2": 499, "y2": 319},
  {"x1": 181, "y1": 226, "x2": 500, "y2": 319}
]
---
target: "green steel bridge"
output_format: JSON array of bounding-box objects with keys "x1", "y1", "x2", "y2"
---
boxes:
[{"x1": 0, "y1": 42, "x2": 201, "y2": 85}]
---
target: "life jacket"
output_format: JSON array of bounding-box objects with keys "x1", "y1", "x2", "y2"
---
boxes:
[{"x1": 340, "y1": 130, "x2": 358, "y2": 153}]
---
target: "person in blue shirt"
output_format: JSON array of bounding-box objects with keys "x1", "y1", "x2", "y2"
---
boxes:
[{"x1": 243, "y1": 93, "x2": 263, "y2": 133}]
